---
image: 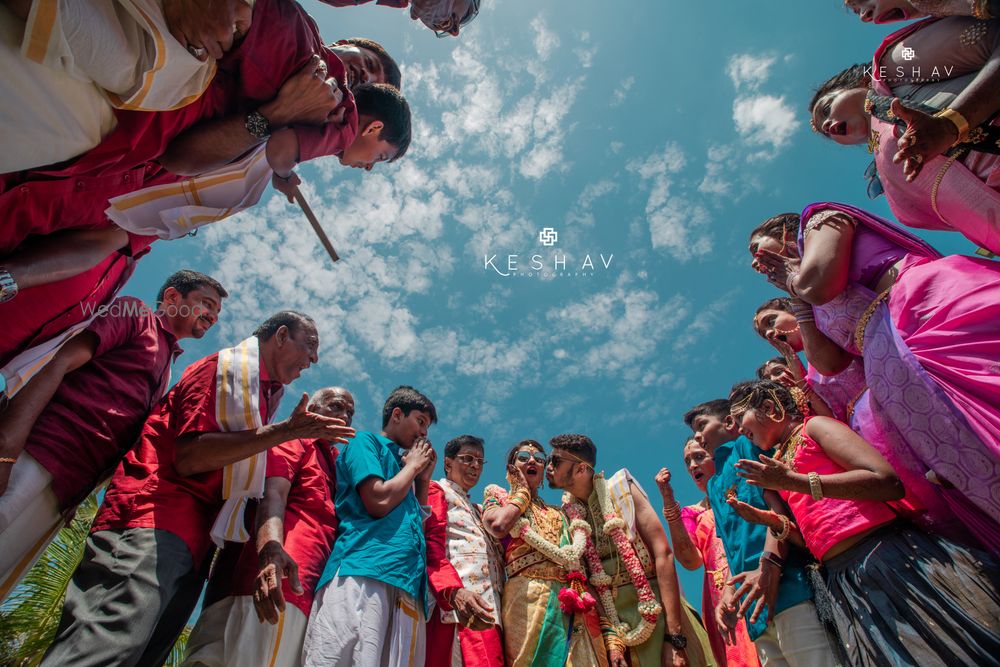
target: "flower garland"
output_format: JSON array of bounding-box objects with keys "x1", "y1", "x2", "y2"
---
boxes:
[
  {"x1": 564, "y1": 475, "x2": 662, "y2": 647},
  {"x1": 486, "y1": 485, "x2": 594, "y2": 615}
]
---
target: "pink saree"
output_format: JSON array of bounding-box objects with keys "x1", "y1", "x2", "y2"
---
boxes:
[
  {"x1": 869, "y1": 19, "x2": 1000, "y2": 254},
  {"x1": 799, "y1": 202, "x2": 1000, "y2": 554},
  {"x1": 680, "y1": 504, "x2": 760, "y2": 667}
]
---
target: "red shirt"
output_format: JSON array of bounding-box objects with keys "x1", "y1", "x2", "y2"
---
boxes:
[
  {"x1": 91, "y1": 350, "x2": 284, "y2": 566},
  {"x1": 205, "y1": 438, "x2": 339, "y2": 616},
  {"x1": 0, "y1": 235, "x2": 155, "y2": 366},
  {"x1": 25, "y1": 299, "x2": 181, "y2": 509},
  {"x1": 319, "y1": 0, "x2": 407, "y2": 6},
  {"x1": 0, "y1": 0, "x2": 356, "y2": 250},
  {"x1": 426, "y1": 481, "x2": 465, "y2": 609}
]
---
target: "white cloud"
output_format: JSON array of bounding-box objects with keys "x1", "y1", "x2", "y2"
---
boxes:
[
  {"x1": 611, "y1": 76, "x2": 635, "y2": 107},
  {"x1": 566, "y1": 179, "x2": 618, "y2": 226},
  {"x1": 727, "y1": 53, "x2": 776, "y2": 91},
  {"x1": 532, "y1": 17, "x2": 561, "y2": 61},
  {"x1": 732, "y1": 94, "x2": 800, "y2": 154}
]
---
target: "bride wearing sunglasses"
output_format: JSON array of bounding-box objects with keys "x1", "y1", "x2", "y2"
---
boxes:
[{"x1": 482, "y1": 440, "x2": 610, "y2": 667}]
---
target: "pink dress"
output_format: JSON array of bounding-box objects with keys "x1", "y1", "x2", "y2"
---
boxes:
[{"x1": 681, "y1": 504, "x2": 761, "y2": 667}]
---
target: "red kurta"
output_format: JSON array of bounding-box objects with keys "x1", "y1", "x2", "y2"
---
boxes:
[
  {"x1": 204, "y1": 438, "x2": 339, "y2": 616},
  {"x1": 91, "y1": 351, "x2": 283, "y2": 567},
  {"x1": 24, "y1": 299, "x2": 181, "y2": 510},
  {"x1": 425, "y1": 481, "x2": 504, "y2": 667}
]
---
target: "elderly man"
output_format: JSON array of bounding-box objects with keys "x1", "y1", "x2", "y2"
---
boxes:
[
  {"x1": 320, "y1": 0, "x2": 481, "y2": 36},
  {"x1": 38, "y1": 311, "x2": 355, "y2": 667},
  {"x1": 0, "y1": 269, "x2": 226, "y2": 601},
  {"x1": 183, "y1": 386, "x2": 355, "y2": 667},
  {"x1": 425, "y1": 435, "x2": 504, "y2": 667}
]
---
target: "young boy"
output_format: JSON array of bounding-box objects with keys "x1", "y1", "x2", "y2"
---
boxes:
[
  {"x1": 684, "y1": 399, "x2": 839, "y2": 667},
  {"x1": 302, "y1": 385, "x2": 437, "y2": 667}
]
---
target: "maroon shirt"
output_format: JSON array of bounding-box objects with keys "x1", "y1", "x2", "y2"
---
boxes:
[
  {"x1": 25, "y1": 298, "x2": 181, "y2": 509},
  {"x1": 91, "y1": 351, "x2": 284, "y2": 567},
  {"x1": 205, "y1": 438, "x2": 339, "y2": 616}
]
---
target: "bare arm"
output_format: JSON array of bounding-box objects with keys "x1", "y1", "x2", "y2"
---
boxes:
[
  {"x1": 356, "y1": 440, "x2": 433, "y2": 518},
  {"x1": 253, "y1": 475, "x2": 302, "y2": 624},
  {"x1": 482, "y1": 466, "x2": 530, "y2": 538},
  {"x1": 174, "y1": 393, "x2": 354, "y2": 476},
  {"x1": 792, "y1": 214, "x2": 856, "y2": 306},
  {"x1": 0, "y1": 331, "x2": 97, "y2": 491},
  {"x1": 632, "y1": 483, "x2": 685, "y2": 637},
  {"x1": 158, "y1": 55, "x2": 340, "y2": 176},
  {"x1": 734, "y1": 417, "x2": 904, "y2": 502},
  {"x1": 797, "y1": 319, "x2": 855, "y2": 377},
  {"x1": 3, "y1": 228, "x2": 130, "y2": 291},
  {"x1": 653, "y1": 469, "x2": 703, "y2": 570}
]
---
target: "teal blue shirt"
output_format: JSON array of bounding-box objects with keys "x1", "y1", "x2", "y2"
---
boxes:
[
  {"x1": 316, "y1": 432, "x2": 428, "y2": 613},
  {"x1": 706, "y1": 435, "x2": 813, "y2": 640}
]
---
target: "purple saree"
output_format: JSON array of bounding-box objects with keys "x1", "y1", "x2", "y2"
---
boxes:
[{"x1": 799, "y1": 202, "x2": 1000, "y2": 553}]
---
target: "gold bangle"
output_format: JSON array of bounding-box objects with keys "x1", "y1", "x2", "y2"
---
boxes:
[
  {"x1": 662, "y1": 502, "x2": 682, "y2": 523},
  {"x1": 808, "y1": 471, "x2": 824, "y2": 501},
  {"x1": 770, "y1": 514, "x2": 791, "y2": 541},
  {"x1": 934, "y1": 108, "x2": 970, "y2": 145},
  {"x1": 0, "y1": 457, "x2": 16, "y2": 464}
]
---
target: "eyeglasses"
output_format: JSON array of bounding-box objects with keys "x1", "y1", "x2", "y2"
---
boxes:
[
  {"x1": 434, "y1": 0, "x2": 481, "y2": 37},
  {"x1": 514, "y1": 451, "x2": 547, "y2": 465},
  {"x1": 454, "y1": 454, "x2": 486, "y2": 467},
  {"x1": 548, "y1": 451, "x2": 594, "y2": 469}
]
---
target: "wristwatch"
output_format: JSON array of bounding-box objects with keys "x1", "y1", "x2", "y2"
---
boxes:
[
  {"x1": 665, "y1": 633, "x2": 687, "y2": 649},
  {"x1": 0, "y1": 267, "x2": 18, "y2": 303},
  {"x1": 245, "y1": 109, "x2": 271, "y2": 140}
]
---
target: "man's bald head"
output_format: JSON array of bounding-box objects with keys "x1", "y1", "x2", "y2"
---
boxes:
[{"x1": 308, "y1": 387, "x2": 355, "y2": 426}]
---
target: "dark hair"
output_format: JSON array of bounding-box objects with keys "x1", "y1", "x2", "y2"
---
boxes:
[
  {"x1": 252, "y1": 310, "x2": 315, "y2": 341},
  {"x1": 156, "y1": 270, "x2": 227, "y2": 308},
  {"x1": 728, "y1": 379, "x2": 802, "y2": 421},
  {"x1": 756, "y1": 357, "x2": 787, "y2": 380},
  {"x1": 683, "y1": 399, "x2": 731, "y2": 428},
  {"x1": 445, "y1": 434, "x2": 484, "y2": 459},
  {"x1": 753, "y1": 296, "x2": 792, "y2": 336},
  {"x1": 381, "y1": 385, "x2": 437, "y2": 428},
  {"x1": 809, "y1": 63, "x2": 871, "y2": 119},
  {"x1": 548, "y1": 434, "x2": 597, "y2": 466},
  {"x1": 340, "y1": 37, "x2": 402, "y2": 90},
  {"x1": 749, "y1": 212, "x2": 800, "y2": 248},
  {"x1": 354, "y1": 83, "x2": 411, "y2": 161},
  {"x1": 505, "y1": 439, "x2": 544, "y2": 466}
]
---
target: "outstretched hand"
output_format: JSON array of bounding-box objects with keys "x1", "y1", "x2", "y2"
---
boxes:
[
  {"x1": 283, "y1": 393, "x2": 356, "y2": 443},
  {"x1": 891, "y1": 98, "x2": 960, "y2": 181},
  {"x1": 726, "y1": 497, "x2": 782, "y2": 530},
  {"x1": 734, "y1": 455, "x2": 793, "y2": 491}
]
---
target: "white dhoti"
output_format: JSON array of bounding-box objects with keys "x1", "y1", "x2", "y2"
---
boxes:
[
  {"x1": 302, "y1": 574, "x2": 426, "y2": 667},
  {"x1": 0, "y1": 3, "x2": 114, "y2": 172},
  {"x1": 182, "y1": 595, "x2": 308, "y2": 667},
  {"x1": 0, "y1": 452, "x2": 63, "y2": 602}
]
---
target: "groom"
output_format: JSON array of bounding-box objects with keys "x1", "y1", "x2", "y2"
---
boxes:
[{"x1": 546, "y1": 433, "x2": 710, "y2": 667}]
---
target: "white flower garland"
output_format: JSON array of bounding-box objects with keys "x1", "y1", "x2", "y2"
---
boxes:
[
  {"x1": 565, "y1": 475, "x2": 663, "y2": 647},
  {"x1": 511, "y1": 514, "x2": 592, "y2": 570}
]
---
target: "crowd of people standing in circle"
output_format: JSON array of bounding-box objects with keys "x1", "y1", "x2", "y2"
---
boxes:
[{"x1": 1, "y1": 0, "x2": 1000, "y2": 666}]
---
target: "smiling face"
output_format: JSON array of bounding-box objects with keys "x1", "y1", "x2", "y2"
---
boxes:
[
  {"x1": 330, "y1": 43, "x2": 387, "y2": 89},
  {"x1": 385, "y1": 408, "x2": 433, "y2": 449},
  {"x1": 811, "y1": 87, "x2": 871, "y2": 145},
  {"x1": 339, "y1": 120, "x2": 396, "y2": 171},
  {"x1": 160, "y1": 286, "x2": 222, "y2": 340},
  {"x1": 512, "y1": 445, "x2": 547, "y2": 491},
  {"x1": 754, "y1": 308, "x2": 803, "y2": 351},
  {"x1": 445, "y1": 443, "x2": 485, "y2": 491},
  {"x1": 845, "y1": 0, "x2": 922, "y2": 24},
  {"x1": 270, "y1": 322, "x2": 320, "y2": 385},
  {"x1": 683, "y1": 439, "x2": 716, "y2": 493}
]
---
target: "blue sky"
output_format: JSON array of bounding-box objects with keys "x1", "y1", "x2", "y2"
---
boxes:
[{"x1": 121, "y1": 1, "x2": 977, "y2": 608}]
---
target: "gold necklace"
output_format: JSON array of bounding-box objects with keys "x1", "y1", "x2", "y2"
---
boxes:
[{"x1": 775, "y1": 423, "x2": 805, "y2": 468}]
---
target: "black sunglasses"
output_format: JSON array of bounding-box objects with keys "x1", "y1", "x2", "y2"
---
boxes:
[{"x1": 514, "y1": 451, "x2": 547, "y2": 465}]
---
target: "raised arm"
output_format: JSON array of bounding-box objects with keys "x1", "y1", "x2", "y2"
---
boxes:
[
  {"x1": 174, "y1": 393, "x2": 354, "y2": 476},
  {"x1": 653, "y1": 468, "x2": 703, "y2": 571},
  {"x1": 482, "y1": 466, "x2": 530, "y2": 538},
  {"x1": 356, "y1": 440, "x2": 432, "y2": 518}
]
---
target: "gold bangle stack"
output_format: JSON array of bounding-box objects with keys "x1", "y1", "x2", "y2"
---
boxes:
[
  {"x1": 508, "y1": 488, "x2": 531, "y2": 515},
  {"x1": 662, "y1": 501, "x2": 682, "y2": 523},
  {"x1": 934, "y1": 108, "x2": 970, "y2": 145},
  {"x1": 808, "y1": 472, "x2": 824, "y2": 501}
]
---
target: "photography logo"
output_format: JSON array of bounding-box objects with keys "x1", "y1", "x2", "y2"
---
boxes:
[
  {"x1": 483, "y1": 227, "x2": 614, "y2": 279},
  {"x1": 901, "y1": 45, "x2": 916, "y2": 61}
]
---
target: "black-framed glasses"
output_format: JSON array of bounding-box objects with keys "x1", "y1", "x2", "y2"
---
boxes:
[
  {"x1": 455, "y1": 454, "x2": 486, "y2": 467},
  {"x1": 434, "y1": 0, "x2": 481, "y2": 37},
  {"x1": 548, "y1": 452, "x2": 593, "y2": 469},
  {"x1": 514, "y1": 451, "x2": 547, "y2": 465}
]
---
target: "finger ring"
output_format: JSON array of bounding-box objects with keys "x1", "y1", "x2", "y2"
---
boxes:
[
  {"x1": 187, "y1": 45, "x2": 207, "y2": 58},
  {"x1": 913, "y1": 154, "x2": 923, "y2": 165}
]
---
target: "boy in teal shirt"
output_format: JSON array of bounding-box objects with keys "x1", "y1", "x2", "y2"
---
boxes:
[{"x1": 303, "y1": 386, "x2": 437, "y2": 667}]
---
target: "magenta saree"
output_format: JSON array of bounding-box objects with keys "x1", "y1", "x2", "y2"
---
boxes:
[
  {"x1": 798, "y1": 202, "x2": 1000, "y2": 553},
  {"x1": 869, "y1": 19, "x2": 1000, "y2": 254}
]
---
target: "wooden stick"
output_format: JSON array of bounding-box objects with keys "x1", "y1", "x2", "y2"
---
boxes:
[{"x1": 292, "y1": 185, "x2": 340, "y2": 263}]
